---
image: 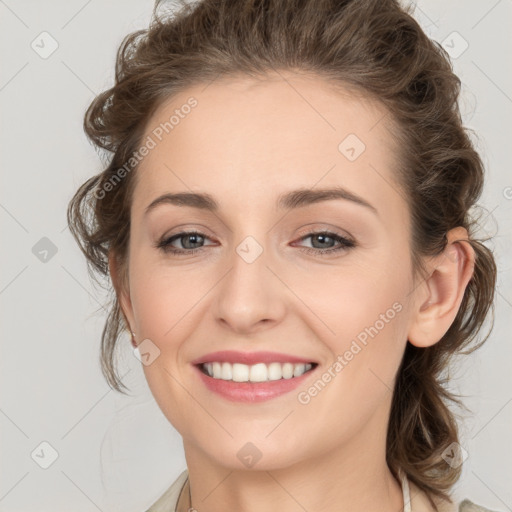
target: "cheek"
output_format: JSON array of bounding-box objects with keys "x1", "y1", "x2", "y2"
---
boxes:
[
  {"x1": 294, "y1": 256, "x2": 409, "y2": 338},
  {"x1": 128, "y1": 260, "x2": 216, "y2": 420},
  {"x1": 129, "y1": 264, "x2": 204, "y2": 433},
  {"x1": 292, "y1": 255, "x2": 411, "y2": 387},
  {"x1": 290, "y1": 268, "x2": 410, "y2": 443},
  {"x1": 129, "y1": 256, "x2": 209, "y2": 339}
]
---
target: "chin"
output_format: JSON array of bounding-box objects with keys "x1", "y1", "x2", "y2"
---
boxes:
[{"x1": 195, "y1": 436, "x2": 309, "y2": 472}]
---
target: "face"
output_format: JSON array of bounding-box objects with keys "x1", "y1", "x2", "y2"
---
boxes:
[{"x1": 117, "y1": 72, "x2": 420, "y2": 470}]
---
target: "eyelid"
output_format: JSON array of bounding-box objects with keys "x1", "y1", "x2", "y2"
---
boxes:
[
  {"x1": 156, "y1": 226, "x2": 357, "y2": 256},
  {"x1": 156, "y1": 229, "x2": 216, "y2": 251},
  {"x1": 291, "y1": 230, "x2": 356, "y2": 255},
  {"x1": 294, "y1": 225, "x2": 353, "y2": 241}
]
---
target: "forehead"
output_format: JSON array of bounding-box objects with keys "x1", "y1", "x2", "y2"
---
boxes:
[{"x1": 132, "y1": 71, "x2": 404, "y2": 219}]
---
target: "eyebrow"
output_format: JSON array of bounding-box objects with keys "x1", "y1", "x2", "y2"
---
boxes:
[{"x1": 144, "y1": 186, "x2": 378, "y2": 217}]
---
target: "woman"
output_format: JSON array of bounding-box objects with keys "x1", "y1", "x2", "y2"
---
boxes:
[{"x1": 67, "y1": 0, "x2": 500, "y2": 511}]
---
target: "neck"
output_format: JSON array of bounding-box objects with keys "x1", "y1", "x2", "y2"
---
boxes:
[{"x1": 181, "y1": 400, "x2": 404, "y2": 512}]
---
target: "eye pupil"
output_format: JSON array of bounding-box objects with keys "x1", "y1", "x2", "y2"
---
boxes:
[
  {"x1": 182, "y1": 233, "x2": 203, "y2": 249},
  {"x1": 312, "y1": 233, "x2": 334, "y2": 248}
]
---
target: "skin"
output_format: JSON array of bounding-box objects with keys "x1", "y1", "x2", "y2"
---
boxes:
[{"x1": 110, "y1": 71, "x2": 475, "y2": 512}]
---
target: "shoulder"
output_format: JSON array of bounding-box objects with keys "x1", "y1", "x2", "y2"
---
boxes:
[
  {"x1": 458, "y1": 499, "x2": 504, "y2": 512},
  {"x1": 146, "y1": 470, "x2": 503, "y2": 512},
  {"x1": 144, "y1": 469, "x2": 188, "y2": 512},
  {"x1": 409, "y1": 480, "x2": 503, "y2": 512}
]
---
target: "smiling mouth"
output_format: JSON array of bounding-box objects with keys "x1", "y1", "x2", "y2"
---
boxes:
[{"x1": 196, "y1": 361, "x2": 318, "y2": 383}]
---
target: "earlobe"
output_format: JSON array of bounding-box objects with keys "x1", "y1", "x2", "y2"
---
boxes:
[{"x1": 408, "y1": 227, "x2": 476, "y2": 348}]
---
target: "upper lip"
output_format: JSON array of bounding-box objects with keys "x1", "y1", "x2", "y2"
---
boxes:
[{"x1": 191, "y1": 351, "x2": 318, "y2": 366}]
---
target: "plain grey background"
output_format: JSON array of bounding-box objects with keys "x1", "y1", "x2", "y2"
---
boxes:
[{"x1": 1, "y1": 1, "x2": 511, "y2": 511}]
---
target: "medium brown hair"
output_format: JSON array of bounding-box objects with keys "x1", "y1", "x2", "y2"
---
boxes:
[{"x1": 67, "y1": 0, "x2": 497, "y2": 506}]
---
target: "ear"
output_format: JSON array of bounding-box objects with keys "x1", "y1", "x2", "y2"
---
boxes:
[
  {"x1": 408, "y1": 227, "x2": 476, "y2": 348},
  {"x1": 108, "y1": 251, "x2": 136, "y2": 334}
]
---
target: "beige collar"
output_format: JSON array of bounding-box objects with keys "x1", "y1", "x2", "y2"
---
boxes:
[
  {"x1": 176, "y1": 470, "x2": 457, "y2": 512},
  {"x1": 406, "y1": 475, "x2": 458, "y2": 512}
]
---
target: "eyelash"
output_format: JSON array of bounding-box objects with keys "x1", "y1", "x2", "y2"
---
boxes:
[{"x1": 155, "y1": 230, "x2": 356, "y2": 257}]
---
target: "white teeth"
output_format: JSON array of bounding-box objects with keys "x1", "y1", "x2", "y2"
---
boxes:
[
  {"x1": 232, "y1": 363, "x2": 249, "y2": 382},
  {"x1": 202, "y1": 361, "x2": 315, "y2": 382},
  {"x1": 249, "y1": 363, "x2": 268, "y2": 382},
  {"x1": 221, "y1": 362, "x2": 232, "y2": 380},
  {"x1": 293, "y1": 363, "x2": 306, "y2": 377},
  {"x1": 267, "y1": 362, "x2": 283, "y2": 381},
  {"x1": 282, "y1": 362, "x2": 294, "y2": 379},
  {"x1": 212, "y1": 362, "x2": 221, "y2": 379}
]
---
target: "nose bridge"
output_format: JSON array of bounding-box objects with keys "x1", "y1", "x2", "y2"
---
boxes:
[
  {"x1": 228, "y1": 232, "x2": 271, "y2": 303},
  {"x1": 227, "y1": 205, "x2": 272, "y2": 275},
  {"x1": 213, "y1": 229, "x2": 285, "y2": 332}
]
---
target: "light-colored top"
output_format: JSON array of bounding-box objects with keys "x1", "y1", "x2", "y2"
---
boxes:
[{"x1": 144, "y1": 468, "x2": 501, "y2": 512}]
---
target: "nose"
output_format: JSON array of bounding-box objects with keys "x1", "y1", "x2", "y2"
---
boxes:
[{"x1": 212, "y1": 238, "x2": 287, "y2": 335}]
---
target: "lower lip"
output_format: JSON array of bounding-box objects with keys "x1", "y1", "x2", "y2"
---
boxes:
[{"x1": 193, "y1": 364, "x2": 316, "y2": 403}]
